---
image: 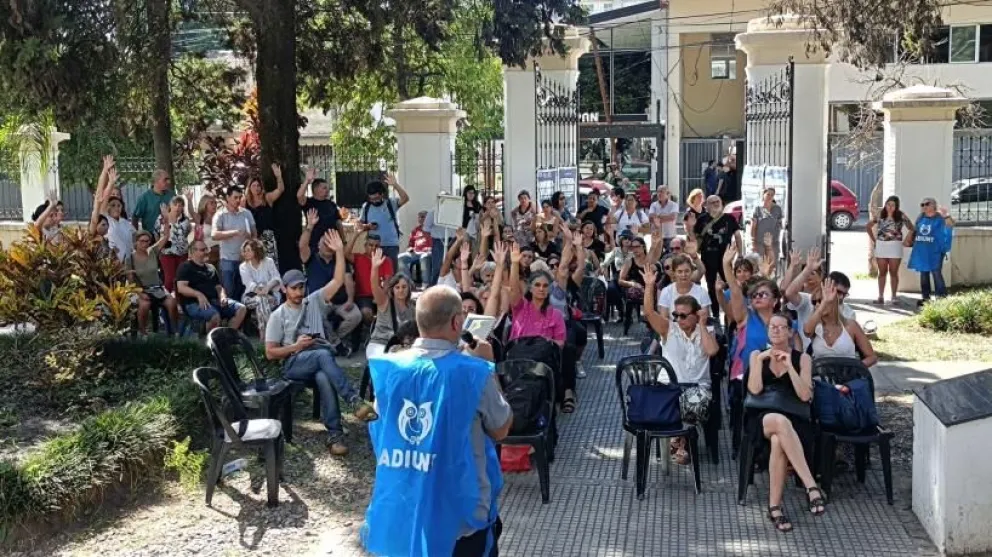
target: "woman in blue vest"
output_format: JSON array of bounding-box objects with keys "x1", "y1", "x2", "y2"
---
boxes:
[
  {"x1": 908, "y1": 197, "x2": 955, "y2": 307},
  {"x1": 363, "y1": 286, "x2": 512, "y2": 557}
]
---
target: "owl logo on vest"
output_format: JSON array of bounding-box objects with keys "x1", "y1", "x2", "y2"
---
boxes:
[
  {"x1": 919, "y1": 223, "x2": 932, "y2": 237},
  {"x1": 398, "y1": 399, "x2": 434, "y2": 445}
]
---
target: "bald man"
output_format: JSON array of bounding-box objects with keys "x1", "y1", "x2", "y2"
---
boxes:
[{"x1": 363, "y1": 286, "x2": 511, "y2": 556}]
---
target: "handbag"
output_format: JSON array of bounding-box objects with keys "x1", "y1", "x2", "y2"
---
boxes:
[
  {"x1": 626, "y1": 383, "x2": 682, "y2": 427},
  {"x1": 744, "y1": 383, "x2": 811, "y2": 421}
]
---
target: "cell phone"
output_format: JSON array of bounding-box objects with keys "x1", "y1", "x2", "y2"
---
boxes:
[{"x1": 544, "y1": 223, "x2": 553, "y2": 232}]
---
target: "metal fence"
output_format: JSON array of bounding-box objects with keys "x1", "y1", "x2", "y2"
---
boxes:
[
  {"x1": 679, "y1": 138, "x2": 726, "y2": 201},
  {"x1": 59, "y1": 156, "x2": 158, "y2": 222},
  {"x1": 453, "y1": 140, "x2": 504, "y2": 203},
  {"x1": 0, "y1": 166, "x2": 21, "y2": 220},
  {"x1": 301, "y1": 145, "x2": 392, "y2": 210},
  {"x1": 535, "y1": 63, "x2": 579, "y2": 170},
  {"x1": 829, "y1": 129, "x2": 992, "y2": 223}
]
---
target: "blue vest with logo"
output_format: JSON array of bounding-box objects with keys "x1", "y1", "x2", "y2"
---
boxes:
[{"x1": 362, "y1": 350, "x2": 502, "y2": 557}]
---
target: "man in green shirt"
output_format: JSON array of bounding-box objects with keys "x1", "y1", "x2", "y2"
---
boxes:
[{"x1": 132, "y1": 169, "x2": 175, "y2": 234}]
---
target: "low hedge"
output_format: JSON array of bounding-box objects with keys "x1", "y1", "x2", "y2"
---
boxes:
[
  {"x1": 918, "y1": 288, "x2": 992, "y2": 335},
  {"x1": 0, "y1": 333, "x2": 230, "y2": 538}
]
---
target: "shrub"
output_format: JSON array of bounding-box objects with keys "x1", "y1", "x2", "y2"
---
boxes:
[
  {"x1": 164, "y1": 437, "x2": 209, "y2": 492},
  {"x1": 0, "y1": 227, "x2": 138, "y2": 333},
  {"x1": 2, "y1": 399, "x2": 177, "y2": 529},
  {"x1": 918, "y1": 288, "x2": 992, "y2": 335}
]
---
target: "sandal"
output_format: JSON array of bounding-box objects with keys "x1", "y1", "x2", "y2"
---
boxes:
[
  {"x1": 873, "y1": 297, "x2": 884, "y2": 305},
  {"x1": 807, "y1": 486, "x2": 827, "y2": 516},
  {"x1": 767, "y1": 505, "x2": 793, "y2": 532}
]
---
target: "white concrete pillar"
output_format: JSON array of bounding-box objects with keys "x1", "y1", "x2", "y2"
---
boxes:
[
  {"x1": 650, "y1": 16, "x2": 668, "y2": 187},
  {"x1": 385, "y1": 97, "x2": 465, "y2": 244},
  {"x1": 503, "y1": 28, "x2": 588, "y2": 216},
  {"x1": 875, "y1": 85, "x2": 968, "y2": 291},
  {"x1": 18, "y1": 128, "x2": 70, "y2": 222},
  {"x1": 736, "y1": 15, "x2": 829, "y2": 254}
]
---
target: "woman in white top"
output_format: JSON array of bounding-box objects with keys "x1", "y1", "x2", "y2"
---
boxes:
[
  {"x1": 657, "y1": 254, "x2": 712, "y2": 321},
  {"x1": 643, "y1": 265, "x2": 719, "y2": 464},
  {"x1": 192, "y1": 192, "x2": 220, "y2": 266},
  {"x1": 613, "y1": 193, "x2": 649, "y2": 241},
  {"x1": 804, "y1": 277, "x2": 877, "y2": 367},
  {"x1": 239, "y1": 238, "x2": 282, "y2": 339}
]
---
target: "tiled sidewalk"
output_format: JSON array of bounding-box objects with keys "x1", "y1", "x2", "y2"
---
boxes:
[{"x1": 497, "y1": 322, "x2": 937, "y2": 557}]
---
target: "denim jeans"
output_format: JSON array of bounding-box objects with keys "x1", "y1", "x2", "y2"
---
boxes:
[
  {"x1": 282, "y1": 349, "x2": 358, "y2": 435},
  {"x1": 219, "y1": 259, "x2": 243, "y2": 301},
  {"x1": 920, "y1": 268, "x2": 947, "y2": 300},
  {"x1": 380, "y1": 245, "x2": 400, "y2": 272},
  {"x1": 398, "y1": 251, "x2": 432, "y2": 285}
]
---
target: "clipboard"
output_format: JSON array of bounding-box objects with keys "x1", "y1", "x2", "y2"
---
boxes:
[
  {"x1": 462, "y1": 314, "x2": 497, "y2": 340},
  {"x1": 436, "y1": 194, "x2": 463, "y2": 228}
]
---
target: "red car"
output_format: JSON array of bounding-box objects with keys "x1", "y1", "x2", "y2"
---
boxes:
[{"x1": 723, "y1": 180, "x2": 860, "y2": 231}]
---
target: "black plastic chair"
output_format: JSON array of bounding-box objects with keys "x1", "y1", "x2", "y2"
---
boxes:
[
  {"x1": 192, "y1": 367, "x2": 284, "y2": 507},
  {"x1": 496, "y1": 359, "x2": 557, "y2": 504},
  {"x1": 812, "y1": 357, "x2": 894, "y2": 505},
  {"x1": 615, "y1": 355, "x2": 702, "y2": 500},
  {"x1": 206, "y1": 327, "x2": 314, "y2": 444},
  {"x1": 576, "y1": 276, "x2": 606, "y2": 359}
]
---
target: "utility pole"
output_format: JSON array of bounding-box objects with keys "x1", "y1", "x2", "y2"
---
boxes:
[{"x1": 589, "y1": 27, "x2": 616, "y2": 164}]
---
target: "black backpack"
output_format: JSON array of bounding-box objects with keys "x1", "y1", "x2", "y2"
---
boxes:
[
  {"x1": 501, "y1": 370, "x2": 549, "y2": 435},
  {"x1": 361, "y1": 199, "x2": 401, "y2": 236}
]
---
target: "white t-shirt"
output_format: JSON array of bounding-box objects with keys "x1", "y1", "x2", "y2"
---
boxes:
[
  {"x1": 649, "y1": 200, "x2": 680, "y2": 239},
  {"x1": 789, "y1": 292, "x2": 856, "y2": 351},
  {"x1": 658, "y1": 282, "x2": 712, "y2": 312},
  {"x1": 614, "y1": 209, "x2": 647, "y2": 238},
  {"x1": 105, "y1": 214, "x2": 135, "y2": 261},
  {"x1": 438, "y1": 272, "x2": 459, "y2": 290}
]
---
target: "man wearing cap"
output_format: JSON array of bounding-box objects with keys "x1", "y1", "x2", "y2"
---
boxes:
[
  {"x1": 265, "y1": 230, "x2": 377, "y2": 456},
  {"x1": 398, "y1": 210, "x2": 432, "y2": 287},
  {"x1": 359, "y1": 174, "x2": 409, "y2": 270}
]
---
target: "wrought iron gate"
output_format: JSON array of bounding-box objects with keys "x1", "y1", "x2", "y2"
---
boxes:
[
  {"x1": 535, "y1": 64, "x2": 580, "y2": 204},
  {"x1": 743, "y1": 59, "x2": 795, "y2": 258}
]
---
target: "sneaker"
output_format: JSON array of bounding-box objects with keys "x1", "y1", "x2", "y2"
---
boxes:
[
  {"x1": 351, "y1": 398, "x2": 379, "y2": 422},
  {"x1": 327, "y1": 434, "x2": 348, "y2": 456},
  {"x1": 335, "y1": 342, "x2": 353, "y2": 358},
  {"x1": 576, "y1": 362, "x2": 587, "y2": 379}
]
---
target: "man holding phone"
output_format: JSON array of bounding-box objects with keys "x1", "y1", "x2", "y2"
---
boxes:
[{"x1": 360, "y1": 174, "x2": 409, "y2": 270}]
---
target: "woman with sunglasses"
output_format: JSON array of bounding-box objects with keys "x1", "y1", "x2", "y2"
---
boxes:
[
  {"x1": 804, "y1": 277, "x2": 877, "y2": 367},
  {"x1": 643, "y1": 267, "x2": 719, "y2": 464},
  {"x1": 908, "y1": 197, "x2": 955, "y2": 306},
  {"x1": 748, "y1": 313, "x2": 825, "y2": 532}
]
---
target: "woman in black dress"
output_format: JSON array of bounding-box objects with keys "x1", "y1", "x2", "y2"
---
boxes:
[{"x1": 747, "y1": 313, "x2": 826, "y2": 532}]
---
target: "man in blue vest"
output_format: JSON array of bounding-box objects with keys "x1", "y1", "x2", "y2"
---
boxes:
[{"x1": 362, "y1": 286, "x2": 512, "y2": 557}]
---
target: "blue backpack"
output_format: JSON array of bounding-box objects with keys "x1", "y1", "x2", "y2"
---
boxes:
[{"x1": 813, "y1": 377, "x2": 879, "y2": 433}]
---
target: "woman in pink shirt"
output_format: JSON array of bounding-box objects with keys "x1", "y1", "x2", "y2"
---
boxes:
[{"x1": 507, "y1": 243, "x2": 566, "y2": 344}]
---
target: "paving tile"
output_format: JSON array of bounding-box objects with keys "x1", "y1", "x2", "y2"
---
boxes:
[{"x1": 498, "y1": 322, "x2": 936, "y2": 557}]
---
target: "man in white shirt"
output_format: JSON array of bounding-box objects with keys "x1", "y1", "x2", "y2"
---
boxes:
[{"x1": 649, "y1": 185, "x2": 680, "y2": 252}]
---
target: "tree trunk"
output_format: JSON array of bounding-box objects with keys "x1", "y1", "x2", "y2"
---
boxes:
[
  {"x1": 393, "y1": 13, "x2": 411, "y2": 100},
  {"x1": 148, "y1": 0, "x2": 174, "y2": 180},
  {"x1": 252, "y1": 0, "x2": 302, "y2": 273}
]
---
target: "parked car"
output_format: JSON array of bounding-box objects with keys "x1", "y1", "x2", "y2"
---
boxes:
[
  {"x1": 950, "y1": 178, "x2": 992, "y2": 205},
  {"x1": 722, "y1": 180, "x2": 860, "y2": 231}
]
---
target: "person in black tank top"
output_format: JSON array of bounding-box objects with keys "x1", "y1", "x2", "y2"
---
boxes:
[{"x1": 745, "y1": 313, "x2": 826, "y2": 532}]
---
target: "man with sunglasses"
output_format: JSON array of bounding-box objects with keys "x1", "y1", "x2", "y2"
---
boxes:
[{"x1": 687, "y1": 195, "x2": 742, "y2": 321}]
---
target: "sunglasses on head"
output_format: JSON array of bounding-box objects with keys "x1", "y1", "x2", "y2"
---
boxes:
[{"x1": 671, "y1": 312, "x2": 692, "y2": 320}]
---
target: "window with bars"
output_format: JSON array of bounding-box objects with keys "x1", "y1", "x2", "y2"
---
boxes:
[{"x1": 710, "y1": 34, "x2": 738, "y2": 80}]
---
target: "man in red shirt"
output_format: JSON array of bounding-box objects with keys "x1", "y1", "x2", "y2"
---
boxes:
[
  {"x1": 346, "y1": 229, "x2": 394, "y2": 324},
  {"x1": 398, "y1": 210, "x2": 432, "y2": 287}
]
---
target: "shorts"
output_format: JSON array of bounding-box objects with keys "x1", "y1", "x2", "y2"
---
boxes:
[{"x1": 183, "y1": 300, "x2": 244, "y2": 321}]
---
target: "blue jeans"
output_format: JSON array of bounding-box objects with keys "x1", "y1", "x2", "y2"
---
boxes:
[
  {"x1": 380, "y1": 245, "x2": 400, "y2": 272},
  {"x1": 282, "y1": 349, "x2": 358, "y2": 436},
  {"x1": 398, "y1": 251, "x2": 432, "y2": 285},
  {"x1": 183, "y1": 300, "x2": 244, "y2": 322},
  {"x1": 219, "y1": 259, "x2": 243, "y2": 300},
  {"x1": 920, "y1": 268, "x2": 947, "y2": 300}
]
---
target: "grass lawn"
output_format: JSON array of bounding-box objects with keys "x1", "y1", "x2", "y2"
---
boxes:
[{"x1": 874, "y1": 317, "x2": 992, "y2": 362}]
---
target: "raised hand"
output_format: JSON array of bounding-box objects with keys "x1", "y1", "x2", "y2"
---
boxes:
[
  {"x1": 384, "y1": 173, "x2": 397, "y2": 187},
  {"x1": 306, "y1": 208, "x2": 319, "y2": 229},
  {"x1": 107, "y1": 167, "x2": 119, "y2": 188},
  {"x1": 821, "y1": 277, "x2": 837, "y2": 303},
  {"x1": 160, "y1": 203, "x2": 169, "y2": 221},
  {"x1": 102, "y1": 155, "x2": 115, "y2": 173},
  {"x1": 324, "y1": 229, "x2": 344, "y2": 252},
  {"x1": 789, "y1": 248, "x2": 802, "y2": 268},
  {"x1": 685, "y1": 241, "x2": 698, "y2": 258},
  {"x1": 371, "y1": 247, "x2": 386, "y2": 268},
  {"x1": 807, "y1": 246, "x2": 823, "y2": 272},
  {"x1": 271, "y1": 163, "x2": 282, "y2": 178},
  {"x1": 643, "y1": 264, "x2": 657, "y2": 287},
  {"x1": 459, "y1": 245, "x2": 471, "y2": 265},
  {"x1": 723, "y1": 243, "x2": 738, "y2": 265},
  {"x1": 493, "y1": 240, "x2": 508, "y2": 265},
  {"x1": 471, "y1": 253, "x2": 486, "y2": 272},
  {"x1": 938, "y1": 205, "x2": 949, "y2": 218},
  {"x1": 559, "y1": 221, "x2": 574, "y2": 243},
  {"x1": 304, "y1": 167, "x2": 316, "y2": 184},
  {"x1": 715, "y1": 276, "x2": 727, "y2": 292},
  {"x1": 481, "y1": 219, "x2": 493, "y2": 238},
  {"x1": 510, "y1": 243, "x2": 522, "y2": 264},
  {"x1": 455, "y1": 227, "x2": 466, "y2": 242}
]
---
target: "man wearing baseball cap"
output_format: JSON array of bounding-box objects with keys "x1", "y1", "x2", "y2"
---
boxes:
[{"x1": 265, "y1": 230, "x2": 376, "y2": 456}]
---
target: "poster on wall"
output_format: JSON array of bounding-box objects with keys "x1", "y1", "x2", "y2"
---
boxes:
[
  {"x1": 536, "y1": 168, "x2": 558, "y2": 205},
  {"x1": 556, "y1": 167, "x2": 579, "y2": 214}
]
